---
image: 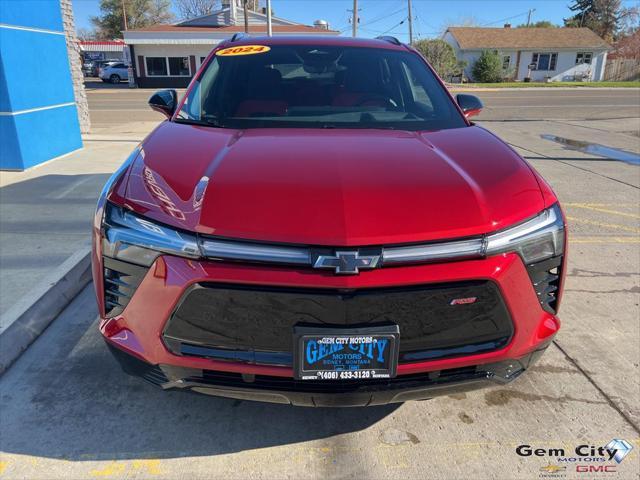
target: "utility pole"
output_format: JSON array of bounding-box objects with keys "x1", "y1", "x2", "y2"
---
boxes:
[
  {"x1": 243, "y1": 0, "x2": 249, "y2": 34},
  {"x1": 407, "y1": 0, "x2": 413, "y2": 44},
  {"x1": 351, "y1": 0, "x2": 358, "y2": 37},
  {"x1": 526, "y1": 8, "x2": 536, "y2": 27},
  {"x1": 266, "y1": 0, "x2": 272, "y2": 36},
  {"x1": 121, "y1": 0, "x2": 128, "y2": 30}
]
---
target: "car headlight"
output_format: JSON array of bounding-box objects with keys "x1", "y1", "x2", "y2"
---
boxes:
[
  {"x1": 485, "y1": 203, "x2": 565, "y2": 264},
  {"x1": 102, "y1": 202, "x2": 200, "y2": 267},
  {"x1": 486, "y1": 203, "x2": 565, "y2": 314}
]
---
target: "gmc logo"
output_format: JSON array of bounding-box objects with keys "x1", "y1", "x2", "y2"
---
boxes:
[{"x1": 576, "y1": 465, "x2": 617, "y2": 473}]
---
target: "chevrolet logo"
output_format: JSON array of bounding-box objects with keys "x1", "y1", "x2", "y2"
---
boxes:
[
  {"x1": 539, "y1": 464, "x2": 566, "y2": 474},
  {"x1": 314, "y1": 251, "x2": 381, "y2": 275}
]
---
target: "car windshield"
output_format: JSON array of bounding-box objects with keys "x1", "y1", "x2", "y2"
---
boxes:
[{"x1": 175, "y1": 44, "x2": 466, "y2": 131}]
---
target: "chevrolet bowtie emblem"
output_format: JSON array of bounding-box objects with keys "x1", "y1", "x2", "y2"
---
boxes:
[
  {"x1": 314, "y1": 251, "x2": 381, "y2": 275},
  {"x1": 539, "y1": 464, "x2": 566, "y2": 474}
]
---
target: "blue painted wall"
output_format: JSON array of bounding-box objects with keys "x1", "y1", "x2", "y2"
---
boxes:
[{"x1": 0, "y1": 0, "x2": 82, "y2": 170}]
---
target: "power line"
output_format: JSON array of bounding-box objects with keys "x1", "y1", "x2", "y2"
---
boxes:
[
  {"x1": 480, "y1": 11, "x2": 529, "y2": 27},
  {"x1": 380, "y1": 17, "x2": 407, "y2": 35},
  {"x1": 360, "y1": 6, "x2": 406, "y2": 28}
]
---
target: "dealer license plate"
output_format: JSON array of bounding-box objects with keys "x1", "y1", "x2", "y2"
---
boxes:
[{"x1": 293, "y1": 325, "x2": 399, "y2": 380}]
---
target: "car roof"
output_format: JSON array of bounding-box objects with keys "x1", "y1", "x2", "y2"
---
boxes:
[{"x1": 217, "y1": 35, "x2": 409, "y2": 52}]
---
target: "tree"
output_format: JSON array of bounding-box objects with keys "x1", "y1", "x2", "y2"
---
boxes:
[
  {"x1": 564, "y1": 0, "x2": 634, "y2": 42},
  {"x1": 472, "y1": 50, "x2": 504, "y2": 83},
  {"x1": 412, "y1": 39, "x2": 466, "y2": 80},
  {"x1": 91, "y1": 0, "x2": 173, "y2": 39},
  {"x1": 175, "y1": 0, "x2": 219, "y2": 20},
  {"x1": 76, "y1": 27, "x2": 98, "y2": 41},
  {"x1": 437, "y1": 14, "x2": 481, "y2": 36},
  {"x1": 612, "y1": 30, "x2": 640, "y2": 59},
  {"x1": 516, "y1": 20, "x2": 557, "y2": 28}
]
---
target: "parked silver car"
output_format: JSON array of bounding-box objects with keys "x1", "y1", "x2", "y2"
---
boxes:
[{"x1": 100, "y1": 63, "x2": 129, "y2": 84}]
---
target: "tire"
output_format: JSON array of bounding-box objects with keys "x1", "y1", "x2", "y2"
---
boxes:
[{"x1": 110, "y1": 74, "x2": 121, "y2": 84}]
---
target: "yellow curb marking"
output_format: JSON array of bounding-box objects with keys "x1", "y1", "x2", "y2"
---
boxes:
[
  {"x1": 566, "y1": 203, "x2": 640, "y2": 219},
  {"x1": 132, "y1": 459, "x2": 163, "y2": 475},
  {"x1": 566, "y1": 216, "x2": 640, "y2": 234},
  {"x1": 0, "y1": 461, "x2": 7, "y2": 475},
  {"x1": 90, "y1": 462, "x2": 126, "y2": 477},
  {"x1": 570, "y1": 237, "x2": 640, "y2": 244}
]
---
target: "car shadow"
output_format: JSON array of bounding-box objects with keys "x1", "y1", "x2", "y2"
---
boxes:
[
  {"x1": 0, "y1": 286, "x2": 400, "y2": 461},
  {"x1": 84, "y1": 79, "x2": 129, "y2": 90},
  {"x1": 0, "y1": 173, "x2": 111, "y2": 313}
]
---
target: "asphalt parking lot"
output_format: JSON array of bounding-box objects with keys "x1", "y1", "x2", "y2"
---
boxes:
[{"x1": 1, "y1": 87, "x2": 639, "y2": 479}]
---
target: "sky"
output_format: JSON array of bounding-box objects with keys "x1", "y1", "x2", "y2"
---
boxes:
[{"x1": 72, "y1": 0, "x2": 640, "y2": 42}]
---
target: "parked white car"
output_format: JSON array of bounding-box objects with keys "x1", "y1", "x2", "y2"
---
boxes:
[{"x1": 100, "y1": 63, "x2": 129, "y2": 84}]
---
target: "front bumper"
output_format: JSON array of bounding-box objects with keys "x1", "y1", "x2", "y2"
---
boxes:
[
  {"x1": 96, "y1": 252, "x2": 561, "y2": 405},
  {"x1": 107, "y1": 342, "x2": 549, "y2": 407}
]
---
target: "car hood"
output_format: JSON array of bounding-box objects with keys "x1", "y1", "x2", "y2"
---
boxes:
[{"x1": 123, "y1": 122, "x2": 545, "y2": 246}]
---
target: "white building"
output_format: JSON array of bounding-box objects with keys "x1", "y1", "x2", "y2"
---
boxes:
[
  {"x1": 123, "y1": 0, "x2": 338, "y2": 88},
  {"x1": 443, "y1": 26, "x2": 610, "y2": 82}
]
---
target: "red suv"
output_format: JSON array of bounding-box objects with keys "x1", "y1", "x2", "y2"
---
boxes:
[{"x1": 92, "y1": 35, "x2": 566, "y2": 407}]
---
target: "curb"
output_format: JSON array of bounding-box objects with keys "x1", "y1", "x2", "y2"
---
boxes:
[{"x1": 0, "y1": 246, "x2": 92, "y2": 374}]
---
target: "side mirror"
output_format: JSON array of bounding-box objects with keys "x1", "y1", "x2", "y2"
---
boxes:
[
  {"x1": 148, "y1": 89, "x2": 177, "y2": 119},
  {"x1": 456, "y1": 94, "x2": 483, "y2": 119}
]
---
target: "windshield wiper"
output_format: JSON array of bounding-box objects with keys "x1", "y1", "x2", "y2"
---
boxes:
[{"x1": 174, "y1": 117, "x2": 226, "y2": 128}]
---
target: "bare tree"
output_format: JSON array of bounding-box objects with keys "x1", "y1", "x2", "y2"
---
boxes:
[
  {"x1": 175, "y1": 0, "x2": 219, "y2": 20},
  {"x1": 439, "y1": 14, "x2": 481, "y2": 36},
  {"x1": 76, "y1": 27, "x2": 98, "y2": 40}
]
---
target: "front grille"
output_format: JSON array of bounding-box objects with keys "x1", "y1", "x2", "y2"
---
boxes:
[
  {"x1": 527, "y1": 255, "x2": 563, "y2": 314},
  {"x1": 163, "y1": 281, "x2": 514, "y2": 365},
  {"x1": 103, "y1": 257, "x2": 149, "y2": 317},
  {"x1": 182, "y1": 365, "x2": 483, "y2": 394}
]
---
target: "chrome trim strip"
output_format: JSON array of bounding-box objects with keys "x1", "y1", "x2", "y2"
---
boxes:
[
  {"x1": 199, "y1": 239, "x2": 311, "y2": 265},
  {"x1": 382, "y1": 238, "x2": 485, "y2": 264}
]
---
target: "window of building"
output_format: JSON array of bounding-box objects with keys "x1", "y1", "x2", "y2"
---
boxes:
[
  {"x1": 145, "y1": 57, "x2": 191, "y2": 76},
  {"x1": 200, "y1": 56, "x2": 206, "y2": 65},
  {"x1": 168, "y1": 57, "x2": 190, "y2": 76},
  {"x1": 146, "y1": 57, "x2": 167, "y2": 76},
  {"x1": 575, "y1": 52, "x2": 593, "y2": 64},
  {"x1": 531, "y1": 53, "x2": 558, "y2": 71},
  {"x1": 502, "y1": 55, "x2": 511, "y2": 69}
]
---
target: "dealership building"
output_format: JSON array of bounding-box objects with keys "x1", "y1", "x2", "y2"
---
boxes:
[{"x1": 123, "y1": 0, "x2": 339, "y2": 88}]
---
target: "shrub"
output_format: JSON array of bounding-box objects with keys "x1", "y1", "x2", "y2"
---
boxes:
[{"x1": 472, "y1": 50, "x2": 504, "y2": 83}]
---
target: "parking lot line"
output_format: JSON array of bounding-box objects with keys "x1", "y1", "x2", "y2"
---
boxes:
[
  {"x1": 570, "y1": 237, "x2": 640, "y2": 243},
  {"x1": 566, "y1": 216, "x2": 640, "y2": 234},
  {"x1": 566, "y1": 203, "x2": 640, "y2": 219}
]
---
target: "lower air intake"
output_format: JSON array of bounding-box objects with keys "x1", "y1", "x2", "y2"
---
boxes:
[
  {"x1": 527, "y1": 255, "x2": 563, "y2": 314},
  {"x1": 103, "y1": 257, "x2": 148, "y2": 317}
]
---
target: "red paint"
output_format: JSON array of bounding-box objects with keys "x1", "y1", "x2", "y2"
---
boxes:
[
  {"x1": 100, "y1": 253, "x2": 560, "y2": 377},
  {"x1": 450, "y1": 297, "x2": 478, "y2": 305},
  {"x1": 464, "y1": 108, "x2": 482, "y2": 118},
  {"x1": 93, "y1": 36, "x2": 565, "y2": 387},
  {"x1": 123, "y1": 124, "x2": 545, "y2": 246}
]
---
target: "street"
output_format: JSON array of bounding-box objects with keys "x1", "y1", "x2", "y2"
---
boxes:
[
  {"x1": 85, "y1": 87, "x2": 640, "y2": 128},
  {"x1": 1, "y1": 86, "x2": 639, "y2": 479}
]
